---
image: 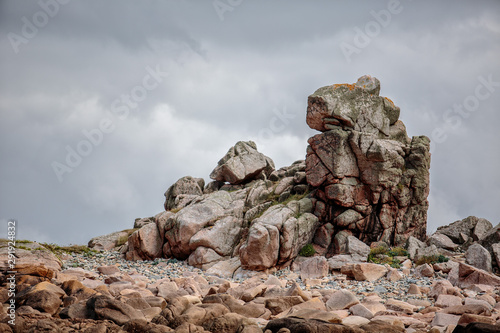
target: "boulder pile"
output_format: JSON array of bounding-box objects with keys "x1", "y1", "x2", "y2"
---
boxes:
[
  {"x1": 2, "y1": 76, "x2": 499, "y2": 332},
  {"x1": 3, "y1": 219, "x2": 500, "y2": 332},
  {"x1": 114, "y1": 75, "x2": 431, "y2": 270},
  {"x1": 305, "y1": 75, "x2": 430, "y2": 249}
]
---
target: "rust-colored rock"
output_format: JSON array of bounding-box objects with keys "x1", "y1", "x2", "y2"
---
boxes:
[{"x1": 306, "y1": 75, "x2": 430, "y2": 248}]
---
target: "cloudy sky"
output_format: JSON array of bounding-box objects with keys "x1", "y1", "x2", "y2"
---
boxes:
[{"x1": 1, "y1": 1, "x2": 499, "y2": 246}]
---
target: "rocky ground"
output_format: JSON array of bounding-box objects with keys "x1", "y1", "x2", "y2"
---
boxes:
[{"x1": 2, "y1": 225, "x2": 500, "y2": 333}]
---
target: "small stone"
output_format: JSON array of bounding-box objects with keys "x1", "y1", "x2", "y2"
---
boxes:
[
  {"x1": 386, "y1": 269, "x2": 403, "y2": 282},
  {"x1": 414, "y1": 263, "x2": 434, "y2": 278},
  {"x1": 352, "y1": 263, "x2": 388, "y2": 282},
  {"x1": 342, "y1": 316, "x2": 370, "y2": 326},
  {"x1": 349, "y1": 303, "x2": 374, "y2": 319},
  {"x1": 431, "y1": 313, "x2": 460, "y2": 327},
  {"x1": 435, "y1": 295, "x2": 463, "y2": 308},
  {"x1": 408, "y1": 284, "x2": 421, "y2": 295},
  {"x1": 97, "y1": 265, "x2": 120, "y2": 275},
  {"x1": 326, "y1": 290, "x2": 359, "y2": 310}
]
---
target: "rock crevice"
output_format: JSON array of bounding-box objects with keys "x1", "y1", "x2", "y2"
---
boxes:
[{"x1": 305, "y1": 75, "x2": 430, "y2": 249}]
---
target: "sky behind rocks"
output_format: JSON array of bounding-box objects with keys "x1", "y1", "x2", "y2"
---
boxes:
[{"x1": 1, "y1": 0, "x2": 499, "y2": 245}]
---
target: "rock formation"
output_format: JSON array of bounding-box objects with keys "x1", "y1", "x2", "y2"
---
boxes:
[
  {"x1": 7, "y1": 74, "x2": 500, "y2": 331},
  {"x1": 123, "y1": 140, "x2": 318, "y2": 273},
  {"x1": 305, "y1": 75, "x2": 430, "y2": 248},
  {"x1": 121, "y1": 76, "x2": 432, "y2": 268}
]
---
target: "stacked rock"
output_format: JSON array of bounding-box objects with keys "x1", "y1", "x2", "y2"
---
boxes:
[{"x1": 305, "y1": 75, "x2": 431, "y2": 250}]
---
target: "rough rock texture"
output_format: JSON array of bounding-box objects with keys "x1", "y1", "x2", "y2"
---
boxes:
[
  {"x1": 123, "y1": 143, "x2": 316, "y2": 273},
  {"x1": 88, "y1": 230, "x2": 135, "y2": 251},
  {"x1": 437, "y1": 216, "x2": 493, "y2": 246},
  {"x1": 239, "y1": 205, "x2": 319, "y2": 271},
  {"x1": 126, "y1": 222, "x2": 164, "y2": 261},
  {"x1": 305, "y1": 75, "x2": 430, "y2": 248},
  {"x1": 465, "y1": 243, "x2": 492, "y2": 272},
  {"x1": 164, "y1": 176, "x2": 205, "y2": 211},
  {"x1": 209, "y1": 141, "x2": 275, "y2": 185},
  {"x1": 165, "y1": 190, "x2": 245, "y2": 260}
]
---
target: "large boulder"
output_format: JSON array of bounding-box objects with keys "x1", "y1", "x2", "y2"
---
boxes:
[
  {"x1": 437, "y1": 216, "x2": 493, "y2": 245},
  {"x1": 164, "y1": 190, "x2": 245, "y2": 260},
  {"x1": 164, "y1": 176, "x2": 205, "y2": 211},
  {"x1": 428, "y1": 233, "x2": 459, "y2": 251},
  {"x1": 239, "y1": 204, "x2": 319, "y2": 271},
  {"x1": 125, "y1": 222, "x2": 163, "y2": 261},
  {"x1": 449, "y1": 262, "x2": 500, "y2": 289},
  {"x1": 88, "y1": 229, "x2": 135, "y2": 251},
  {"x1": 0, "y1": 240, "x2": 62, "y2": 274},
  {"x1": 210, "y1": 141, "x2": 275, "y2": 185},
  {"x1": 86, "y1": 295, "x2": 146, "y2": 326},
  {"x1": 306, "y1": 76, "x2": 430, "y2": 247},
  {"x1": 465, "y1": 243, "x2": 492, "y2": 272},
  {"x1": 479, "y1": 223, "x2": 500, "y2": 251}
]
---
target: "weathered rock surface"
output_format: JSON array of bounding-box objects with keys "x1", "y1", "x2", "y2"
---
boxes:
[
  {"x1": 240, "y1": 205, "x2": 319, "y2": 271},
  {"x1": 88, "y1": 229, "x2": 135, "y2": 251},
  {"x1": 165, "y1": 190, "x2": 245, "y2": 260},
  {"x1": 126, "y1": 222, "x2": 164, "y2": 261},
  {"x1": 465, "y1": 243, "x2": 492, "y2": 272},
  {"x1": 305, "y1": 75, "x2": 430, "y2": 248},
  {"x1": 0, "y1": 240, "x2": 62, "y2": 274},
  {"x1": 164, "y1": 176, "x2": 205, "y2": 211},
  {"x1": 209, "y1": 141, "x2": 275, "y2": 185},
  {"x1": 437, "y1": 216, "x2": 493, "y2": 246}
]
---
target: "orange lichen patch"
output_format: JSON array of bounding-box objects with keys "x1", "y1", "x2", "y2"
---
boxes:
[
  {"x1": 384, "y1": 97, "x2": 395, "y2": 106},
  {"x1": 333, "y1": 83, "x2": 356, "y2": 91}
]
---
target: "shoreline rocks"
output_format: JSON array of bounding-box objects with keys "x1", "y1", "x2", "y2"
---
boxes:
[{"x1": 3, "y1": 239, "x2": 500, "y2": 332}]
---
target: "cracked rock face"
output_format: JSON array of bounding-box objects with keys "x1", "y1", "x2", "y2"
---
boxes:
[
  {"x1": 306, "y1": 75, "x2": 430, "y2": 248},
  {"x1": 209, "y1": 141, "x2": 275, "y2": 185}
]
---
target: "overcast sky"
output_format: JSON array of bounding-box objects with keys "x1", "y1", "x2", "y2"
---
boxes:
[{"x1": 1, "y1": 1, "x2": 499, "y2": 246}]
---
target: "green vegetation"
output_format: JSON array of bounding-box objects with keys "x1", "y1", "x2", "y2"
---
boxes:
[
  {"x1": 116, "y1": 228, "x2": 138, "y2": 247},
  {"x1": 299, "y1": 243, "x2": 316, "y2": 257},
  {"x1": 415, "y1": 254, "x2": 449, "y2": 266},
  {"x1": 368, "y1": 245, "x2": 409, "y2": 268},
  {"x1": 267, "y1": 191, "x2": 309, "y2": 207},
  {"x1": 388, "y1": 247, "x2": 409, "y2": 257},
  {"x1": 40, "y1": 243, "x2": 97, "y2": 258},
  {"x1": 281, "y1": 192, "x2": 309, "y2": 205},
  {"x1": 15, "y1": 245, "x2": 31, "y2": 251},
  {"x1": 170, "y1": 207, "x2": 182, "y2": 213}
]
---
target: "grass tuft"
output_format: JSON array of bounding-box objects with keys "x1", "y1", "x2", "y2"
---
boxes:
[
  {"x1": 299, "y1": 244, "x2": 316, "y2": 257},
  {"x1": 415, "y1": 254, "x2": 449, "y2": 266},
  {"x1": 368, "y1": 245, "x2": 409, "y2": 268}
]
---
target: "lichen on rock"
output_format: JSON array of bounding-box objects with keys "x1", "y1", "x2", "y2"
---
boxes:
[{"x1": 305, "y1": 75, "x2": 430, "y2": 249}]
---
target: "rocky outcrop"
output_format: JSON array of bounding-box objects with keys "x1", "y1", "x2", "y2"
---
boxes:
[
  {"x1": 305, "y1": 75, "x2": 430, "y2": 248},
  {"x1": 437, "y1": 216, "x2": 493, "y2": 247},
  {"x1": 88, "y1": 229, "x2": 136, "y2": 251},
  {"x1": 164, "y1": 176, "x2": 205, "y2": 211},
  {"x1": 209, "y1": 141, "x2": 275, "y2": 185},
  {"x1": 239, "y1": 205, "x2": 319, "y2": 271},
  {"x1": 122, "y1": 142, "x2": 316, "y2": 273}
]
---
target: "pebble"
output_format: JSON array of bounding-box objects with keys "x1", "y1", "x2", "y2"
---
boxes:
[{"x1": 62, "y1": 250, "x2": 435, "y2": 304}]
